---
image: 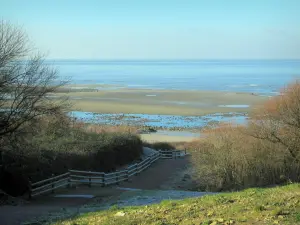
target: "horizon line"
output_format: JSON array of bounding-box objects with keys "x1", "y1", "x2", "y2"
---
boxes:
[{"x1": 45, "y1": 58, "x2": 300, "y2": 61}]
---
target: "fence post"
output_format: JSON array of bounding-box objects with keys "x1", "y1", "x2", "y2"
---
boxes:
[
  {"x1": 89, "y1": 172, "x2": 92, "y2": 187},
  {"x1": 102, "y1": 173, "x2": 105, "y2": 187},
  {"x1": 116, "y1": 172, "x2": 119, "y2": 185},
  {"x1": 135, "y1": 163, "x2": 138, "y2": 176},
  {"x1": 28, "y1": 181, "x2": 32, "y2": 200},
  {"x1": 67, "y1": 172, "x2": 71, "y2": 188},
  {"x1": 126, "y1": 169, "x2": 129, "y2": 182},
  {"x1": 51, "y1": 174, "x2": 55, "y2": 193}
]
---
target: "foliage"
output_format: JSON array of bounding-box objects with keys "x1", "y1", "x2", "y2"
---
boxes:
[
  {"x1": 0, "y1": 21, "x2": 143, "y2": 196},
  {"x1": 186, "y1": 81, "x2": 300, "y2": 191},
  {"x1": 0, "y1": 20, "x2": 68, "y2": 138},
  {"x1": 1, "y1": 115, "x2": 143, "y2": 184},
  {"x1": 143, "y1": 141, "x2": 175, "y2": 151},
  {"x1": 249, "y1": 81, "x2": 300, "y2": 163}
]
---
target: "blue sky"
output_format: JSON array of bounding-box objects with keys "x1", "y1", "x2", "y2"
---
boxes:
[{"x1": 1, "y1": 0, "x2": 300, "y2": 59}]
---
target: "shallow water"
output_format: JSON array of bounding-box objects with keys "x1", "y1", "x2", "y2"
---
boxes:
[
  {"x1": 218, "y1": 104, "x2": 250, "y2": 108},
  {"x1": 155, "y1": 130, "x2": 200, "y2": 137},
  {"x1": 69, "y1": 111, "x2": 248, "y2": 129},
  {"x1": 52, "y1": 60, "x2": 300, "y2": 95}
]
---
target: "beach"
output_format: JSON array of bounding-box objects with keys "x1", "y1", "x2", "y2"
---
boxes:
[
  {"x1": 50, "y1": 59, "x2": 300, "y2": 142},
  {"x1": 52, "y1": 85, "x2": 268, "y2": 142},
  {"x1": 56, "y1": 84, "x2": 267, "y2": 116}
]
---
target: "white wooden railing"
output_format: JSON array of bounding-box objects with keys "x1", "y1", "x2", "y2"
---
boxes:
[
  {"x1": 29, "y1": 149, "x2": 187, "y2": 198},
  {"x1": 30, "y1": 172, "x2": 70, "y2": 198}
]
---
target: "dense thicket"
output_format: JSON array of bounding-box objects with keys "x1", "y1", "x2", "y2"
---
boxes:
[
  {"x1": 189, "y1": 81, "x2": 300, "y2": 191},
  {"x1": 0, "y1": 21, "x2": 142, "y2": 197}
]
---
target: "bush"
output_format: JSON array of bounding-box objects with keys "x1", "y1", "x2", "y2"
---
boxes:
[
  {"x1": 88, "y1": 133, "x2": 143, "y2": 171},
  {"x1": 188, "y1": 125, "x2": 296, "y2": 191},
  {"x1": 250, "y1": 81, "x2": 300, "y2": 163},
  {"x1": 0, "y1": 167, "x2": 30, "y2": 197},
  {"x1": 189, "y1": 81, "x2": 300, "y2": 191},
  {"x1": 0, "y1": 115, "x2": 143, "y2": 195},
  {"x1": 144, "y1": 142, "x2": 175, "y2": 151}
]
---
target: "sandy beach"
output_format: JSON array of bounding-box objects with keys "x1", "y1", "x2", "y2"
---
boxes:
[
  {"x1": 56, "y1": 84, "x2": 268, "y2": 116},
  {"x1": 140, "y1": 133, "x2": 197, "y2": 143}
]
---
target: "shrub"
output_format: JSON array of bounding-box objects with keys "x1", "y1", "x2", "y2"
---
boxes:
[
  {"x1": 0, "y1": 115, "x2": 143, "y2": 195},
  {"x1": 88, "y1": 132, "x2": 143, "y2": 171},
  {"x1": 188, "y1": 125, "x2": 298, "y2": 191},
  {"x1": 249, "y1": 81, "x2": 300, "y2": 163},
  {"x1": 144, "y1": 142, "x2": 175, "y2": 151},
  {"x1": 189, "y1": 80, "x2": 300, "y2": 191}
]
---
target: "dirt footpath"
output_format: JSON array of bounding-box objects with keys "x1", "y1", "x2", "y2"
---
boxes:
[
  {"x1": 0, "y1": 198, "x2": 89, "y2": 225},
  {"x1": 0, "y1": 187, "x2": 124, "y2": 225},
  {"x1": 120, "y1": 157, "x2": 190, "y2": 189},
  {"x1": 0, "y1": 157, "x2": 190, "y2": 225}
]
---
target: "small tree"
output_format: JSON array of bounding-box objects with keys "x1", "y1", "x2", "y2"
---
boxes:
[
  {"x1": 0, "y1": 21, "x2": 68, "y2": 139},
  {"x1": 249, "y1": 81, "x2": 300, "y2": 163}
]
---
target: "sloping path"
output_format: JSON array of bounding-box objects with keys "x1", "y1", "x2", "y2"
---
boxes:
[
  {"x1": 0, "y1": 197, "x2": 91, "y2": 225},
  {"x1": 0, "y1": 156, "x2": 192, "y2": 225},
  {"x1": 119, "y1": 156, "x2": 190, "y2": 190}
]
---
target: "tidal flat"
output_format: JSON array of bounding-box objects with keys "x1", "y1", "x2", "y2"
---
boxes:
[
  {"x1": 69, "y1": 111, "x2": 247, "y2": 129},
  {"x1": 56, "y1": 84, "x2": 268, "y2": 116},
  {"x1": 56, "y1": 85, "x2": 267, "y2": 142}
]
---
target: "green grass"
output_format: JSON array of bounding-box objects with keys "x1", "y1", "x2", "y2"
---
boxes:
[{"x1": 54, "y1": 184, "x2": 300, "y2": 225}]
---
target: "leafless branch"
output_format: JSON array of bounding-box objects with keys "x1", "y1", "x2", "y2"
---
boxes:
[{"x1": 0, "y1": 21, "x2": 69, "y2": 138}]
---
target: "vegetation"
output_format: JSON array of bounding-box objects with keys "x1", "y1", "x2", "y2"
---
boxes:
[
  {"x1": 1, "y1": 21, "x2": 300, "y2": 225},
  {"x1": 55, "y1": 184, "x2": 300, "y2": 225},
  {"x1": 143, "y1": 141, "x2": 175, "y2": 151},
  {"x1": 1, "y1": 112, "x2": 143, "y2": 196},
  {"x1": 250, "y1": 81, "x2": 300, "y2": 164},
  {"x1": 0, "y1": 21, "x2": 68, "y2": 138},
  {"x1": 0, "y1": 22, "x2": 143, "y2": 197},
  {"x1": 186, "y1": 81, "x2": 300, "y2": 191}
]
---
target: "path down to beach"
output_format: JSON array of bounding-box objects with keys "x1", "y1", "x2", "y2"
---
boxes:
[
  {"x1": 119, "y1": 155, "x2": 190, "y2": 190},
  {"x1": 0, "y1": 155, "x2": 209, "y2": 225}
]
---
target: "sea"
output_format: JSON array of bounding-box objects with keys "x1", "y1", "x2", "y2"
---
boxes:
[
  {"x1": 49, "y1": 59, "x2": 300, "y2": 129},
  {"x1": 50, "y1": 59, "x2": 300, "y2": 96}
]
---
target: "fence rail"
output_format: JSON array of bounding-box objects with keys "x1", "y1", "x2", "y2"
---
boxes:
[
  {"x1": 29, "y1": 149, "x2": 187, "y2": 198},
  {"x1": 30, "y1": 172, "x2": 70, "y2": 198}
]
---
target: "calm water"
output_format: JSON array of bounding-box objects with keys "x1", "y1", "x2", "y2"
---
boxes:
[
  {"x1": 51, "y1": 60, "x2": 300, "y2": 95},
  {"x1": 69, "y1": 111, "x2": 248, "y2": 129}
]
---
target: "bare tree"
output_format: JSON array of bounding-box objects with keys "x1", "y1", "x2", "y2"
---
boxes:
[
  {"x1": 248, "y1": 81, "x2": 300, "y2": 163},
  {"x1": 0, "y1": 21, "x2": 69, "y2": 138}
]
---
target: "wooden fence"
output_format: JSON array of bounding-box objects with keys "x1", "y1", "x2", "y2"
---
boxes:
[
  {"x1": 30, "y1": 172, "x2": 70, "y2": 198},
  {"x1": 29, "y1": 150, "x2": 187, "y2": 198},
  {"x1": 159, "y1": 150, "x2": 187, "y2": 159}
]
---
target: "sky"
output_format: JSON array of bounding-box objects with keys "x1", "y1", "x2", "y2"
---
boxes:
[{"x1": 1, "y1": 0, "x2": 300, "y2": 60}]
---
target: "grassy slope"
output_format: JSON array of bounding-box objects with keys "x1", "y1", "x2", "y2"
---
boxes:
[{"x1": 55, "y1": 184, "x2": 300, "y2": 225}]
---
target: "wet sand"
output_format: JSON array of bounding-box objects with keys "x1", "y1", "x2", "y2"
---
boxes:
[
  {"x1": 140, "y1": 133, "x2": 197, "y2": 143},
  {"x1": 56, "y1": 85, "x2": 268, "y2": 116}
]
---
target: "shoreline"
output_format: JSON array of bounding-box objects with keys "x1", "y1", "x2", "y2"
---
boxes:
[
  {"x1": 56, "y1": 84, "x2": 268, "y2": 116},
  {"x1": 70, "y1": 111, "x2": 248, "y2": 130},
  {"x1": 62, "y1": 83, "x2": 274, "y2": 95}
]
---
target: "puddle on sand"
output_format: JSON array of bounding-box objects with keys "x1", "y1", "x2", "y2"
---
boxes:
[
  {"x1": 155, "y1": 130, "x2": 200, "y2": 137},
  {"x1": 68, "y1": 111, "x2": 248, "y2": 129},
  {"x1": 218, "y1": 104, "x2": 249, "y2": 108}
]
